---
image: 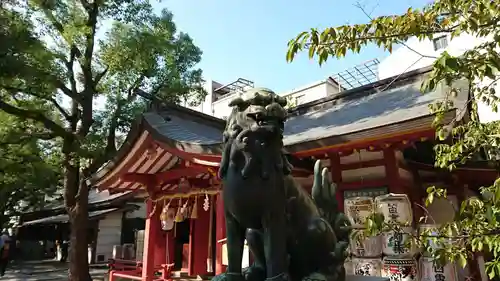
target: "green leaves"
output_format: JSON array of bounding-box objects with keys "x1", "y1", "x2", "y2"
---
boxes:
[
  {"x1": 99, "y1": 8, "x2": 206, "y2": 106},
  {"x1": 0, "y1": 111, "x2": 61, "y2": 227},
  {"x1": 288, "y1": 2, "x2": 500, "y2": 276},
  {"x1": 1, "y1": 0, "x2": 206, "y2": 166},
  {"x1": 0, "y1": 2, "x2": 207, "y2": 279}
]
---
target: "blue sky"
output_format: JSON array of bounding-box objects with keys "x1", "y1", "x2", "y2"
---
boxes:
[{"x1": 152, "y1": 0, "x2": 432, "y2": 93}]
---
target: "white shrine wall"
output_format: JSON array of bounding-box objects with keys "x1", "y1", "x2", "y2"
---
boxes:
[{"x1": 95, "y1": 212, "x2": 124, "y2": 263}]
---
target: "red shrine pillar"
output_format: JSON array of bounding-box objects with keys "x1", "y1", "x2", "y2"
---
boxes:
[
  {"x1": 329, "y1": 153, "x2": 343, "y2": 211},
  {"x1": 142, "y1": 199, "x2": 159, "y2": 281},
  {"x1": 166, "y1": 229, "x2": 175, "y2": 266},
  {"x1": 189, "y1": 196, "x2": 211, "y2": 276},
  {"x1": 383, "y1": 148, "x2": 404, "y2": 194},
  {"x1": 215, "y1": 194, "x2": 227, "y2": 275},
  {"x1": 155, "y1": 202, "x2": 167, "y2": 266}
]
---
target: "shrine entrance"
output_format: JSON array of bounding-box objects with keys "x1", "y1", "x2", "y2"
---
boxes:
[{"x1": 173, "y1": 219, "x2": 190, "y2": 271}]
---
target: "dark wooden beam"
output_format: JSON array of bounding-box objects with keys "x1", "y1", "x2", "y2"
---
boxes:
[
  {"x1": 294, "y1": 129, "x2": 434, "y2": 158},
  {"x1": 384, "y1": 148, "x2": 404, "y2": 194},
  {"x1": 121, "y1": 173, "x2": 157, "y2": 186},
  {"x1": 155, "y1": 166, "x2": 208, "y2": 182},
  {"x1": 339, "y1": 178, "x2": 389, "y2": 190},
  {"x1": 340, "y1": 158, "x2": 386, "y2": 170}
]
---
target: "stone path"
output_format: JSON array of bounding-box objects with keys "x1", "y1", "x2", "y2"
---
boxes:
[{"x1": 1, "y1": 260, "x2": 108, "y2": 281}]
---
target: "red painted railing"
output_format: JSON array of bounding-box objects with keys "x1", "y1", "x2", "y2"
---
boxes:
[{"x1": 108, "y1": 258, "x2": 174, "y2": 281}]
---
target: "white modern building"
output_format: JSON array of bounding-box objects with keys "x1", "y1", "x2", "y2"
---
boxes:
[
  {"x1": 184, "y1": 59, "x2": 381, "y2": 119},
  {"x1": 377, "y1": 33, "x2": 500, "y2": 123}
]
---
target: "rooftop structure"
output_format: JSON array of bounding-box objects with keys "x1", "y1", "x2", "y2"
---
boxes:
[
  {"x1": 332, "y1": 59, "x2": 380, "y2": 90},
  {"x1": 212, "y1": 78, "x2": 254, "y2": 102},
  {"x1": 185, "y1": 58, "x2": 381, "y2": 120}
]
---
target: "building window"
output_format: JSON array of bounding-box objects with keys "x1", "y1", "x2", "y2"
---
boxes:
[
  {"x1": 432, "y1": 36, "x2": 448, "y2": 51},
  {"x1": 295, "y1": 94, "x2": 306, "y2": 105}
]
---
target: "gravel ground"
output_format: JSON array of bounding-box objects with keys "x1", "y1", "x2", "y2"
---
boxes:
[{"x1": 1, "y1": 260, "x2": 108, "y2": 281}]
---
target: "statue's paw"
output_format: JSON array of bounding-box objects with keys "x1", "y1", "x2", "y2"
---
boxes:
[
  {"x1": 224, "y1": 272, "x2": 246, "y2": 281},
  {"x1": 335, "y1": 241, "x2": 349, "y2": 258},
  {"x1": 266, "y1": 272, "x2": 290, "y2": 281},
  {"x1": 218, "y1": 167, "x2": 227, "y2": 180},
  {"x1": 301, "y1": 272, "x2": 330, "y2": 281},
  {"x1": 282, "y1": 165, "x2": 292, "y2": 176},
  {"x1": 212, "y1": 273, "x2": 229, "y2": 281},
  {"x1": 329, "y1": 242, "x2": 349, "y2": 262},
  {"x1": 241, "y1": 167, "x2": 250, "y2": 178},
  {"x1": 243, "y1": 265, "x2": 266, "y2": 281}
]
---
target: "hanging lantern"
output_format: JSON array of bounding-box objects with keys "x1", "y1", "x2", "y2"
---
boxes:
[
  {"x1": 183, "y1": 205, "x2": 192, "y2": 220},
  {"x1": 190, "y1": 196, "x2": 198, "y2": 219},
  {"x1": 160, "y1": 201, "x2": 169, "y2": 230},
  {"x1": 203, "y1": 193, "x2": 210, "y2": 211},
  {"x1": 180, "y1": 198, "x2": 189, "y2": 217},
  {"x1": 174, "y1": 198, "x2": 184, "y2": 222},
  {"x1": 160, "y1": 200, "x2": 175, "y2": 231}
]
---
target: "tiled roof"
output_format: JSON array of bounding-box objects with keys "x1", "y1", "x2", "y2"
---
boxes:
[
  {"x1": 21, "y1": 206, "x2": 135, "y2": 226},
  {"x1": 283, "y1": 69, "x2": 468, "y2": 147},
  {"x1": 143, "y1": 112, "x2": 222, "y2": 145},
  {"x1": 89, "y1": 66, "x2": 470, "y2": 188},
  {"x1": 45, "y1": 190, "x2": 133, "y2": 211},
  {"x1": 143, "y1": 67, "x2": 468, "y2": 151}
]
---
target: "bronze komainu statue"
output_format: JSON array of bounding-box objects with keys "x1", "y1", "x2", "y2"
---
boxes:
[{"x1": 215, "y1": 88, "x2": 351, "y2": 281}]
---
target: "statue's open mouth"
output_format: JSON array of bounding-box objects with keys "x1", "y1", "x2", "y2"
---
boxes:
[{"x1": 247, "y1": 112, "x2": 285, "y2": 135}]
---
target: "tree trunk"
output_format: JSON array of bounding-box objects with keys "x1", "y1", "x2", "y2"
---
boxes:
[
  {"x1": 63, "y1": 138, "x2": 91, "y2": 281},
  {"x1": 68, "y1": 181, "x2": 91, "y2": 281}
]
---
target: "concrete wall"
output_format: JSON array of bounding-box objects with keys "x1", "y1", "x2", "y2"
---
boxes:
[
  {"x1": 281, "y1": 79, "x2": 342, "y2": 107},
  {"x1": 212, "y1": 93, "x2": 238, "y2": 120},
  {"x1": 182, "y1": 78, "x2": 344, "y2": 120},
  {"x1": 214, "y1": 79, "x2": 344, "y2": 119},
  {"x1": 95, "y1": 212, "x2": 123, "y2": 263},
  {"x1": 181, "y1": 80, "x2": 215, "y2": 116},
  {"x1": 377, "y1": 34, "x2": 489, "y2": 80}
]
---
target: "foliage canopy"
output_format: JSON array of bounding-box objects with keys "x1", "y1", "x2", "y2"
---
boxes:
[
  {"x1": 1, "y1": 0, "x2": 205, "y2": 279},
  {"x1": 0, "y1": 112, "x2": 61, "y2": 228}
]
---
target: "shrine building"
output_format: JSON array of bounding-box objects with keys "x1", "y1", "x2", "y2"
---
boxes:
[{"x1": 89, "y1": 66, "x2": 498, "y2": 281}]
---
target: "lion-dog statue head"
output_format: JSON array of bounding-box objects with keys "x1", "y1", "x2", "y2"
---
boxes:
[{"x1": 218, "y1": 87, "x2": 292, "y2": 180}]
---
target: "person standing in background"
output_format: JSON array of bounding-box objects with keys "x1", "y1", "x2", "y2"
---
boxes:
[
  {"x1": 0, "y1": 231, "x2": 11, "y2": 277},
  {"x1": 60, "y1": 239, "x2": 69, "y2": 263}
]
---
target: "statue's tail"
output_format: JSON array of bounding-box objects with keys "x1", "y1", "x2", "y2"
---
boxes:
[
  {"x1": 311, "y1": 160, "x2": 338, "y2": 214},
  {"x1": 311, "y1": 160, "x2": 351, "y2": 242}
]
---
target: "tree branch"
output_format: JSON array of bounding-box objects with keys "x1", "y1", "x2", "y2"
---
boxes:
[
  {"x1": 0, "y1": 99, "x2": 71, "y2": 139},
  {"x1": 95, "y1": 66, "x2": 109, "y2": 86},
  {"x1": 306, "y1": 22, "x2": 500, "y2": 49},
  {"x1": 353, "y1": 1, "x2": 438, "y2": 59},
  {"x1": 82, "y1": 107, "x2": 120, "y2": 177},
  {"x1": 127, "y1": 74, "x2": 146, "y2": 98},
  {"x1": 37, "y1": 7, "x2": 83, "y2": 59},
  {"x1": 54, "y1": 79, "x2": 79, "y2": 101},
  {"x1": 26, "y1": 9, "x2": 78, "y2": 100},
  {"x1": 77, "y1": 2, "x2": 99, "y2": 138},
  {"x1": 65, "y1": 46, "x2": 79, "y2": 98},
  {"x1": 78, "y1": 0, "x2": 91, "y2": 11},
  {"x1": 0, "y1": 132, "x2": 56, "y2": 147},
  {"x1": 1, "y1": 85, "x2": 72, "y2": 123},
  {"x1": 80, "y1": 1, "x2": 98, "y2": 91}
]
